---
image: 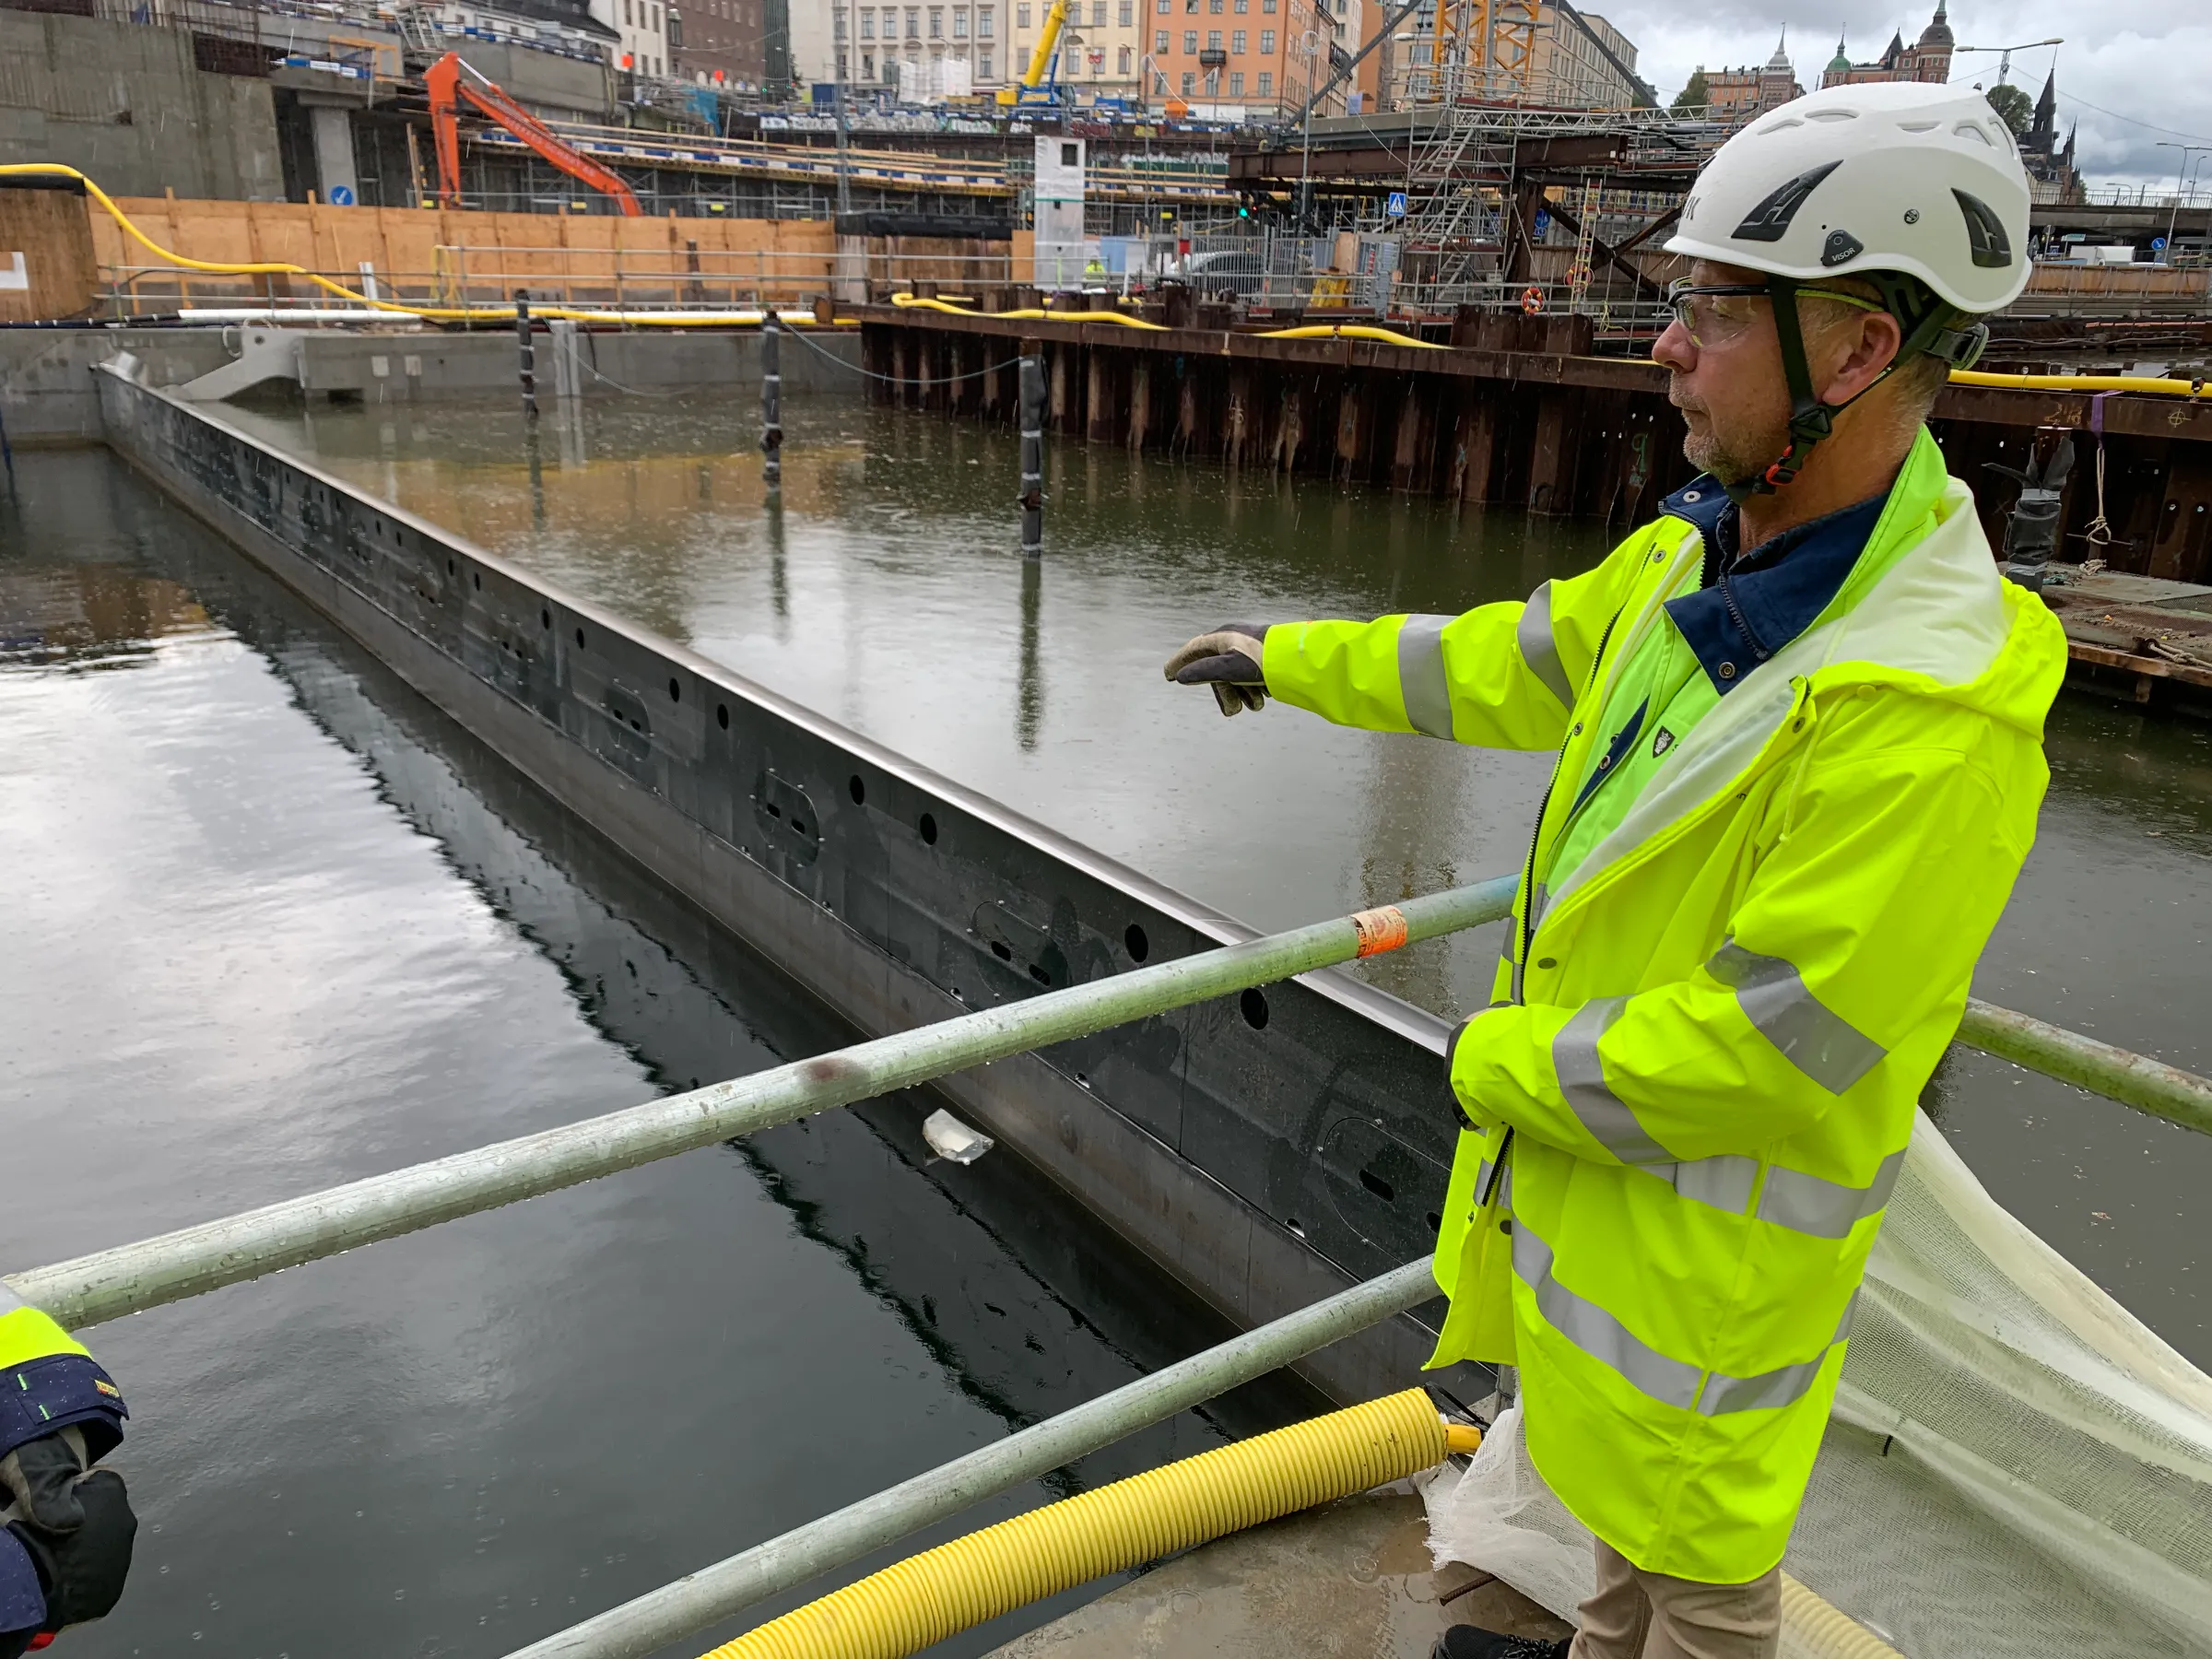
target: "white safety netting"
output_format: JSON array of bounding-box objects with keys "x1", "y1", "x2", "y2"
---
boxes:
[{"x1": 1424, "y1": 1111, "x2": 2212, "y2": 1657}]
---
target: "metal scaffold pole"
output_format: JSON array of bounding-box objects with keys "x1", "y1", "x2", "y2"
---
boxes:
[
  {"x1": 515, "y1": 292, "x2": 538, "y2": 420},
  {"x1": 760, "y1": 312, "x2": 782, "y2": 488},
  {"x1": 0, "y1": 881, "x2": 1517, "y2": 1334},
  {"x1": 1018, "y1": 351, "x2": 1045, "y2": 555},
  {"x1": 499, "y1": 1259, "x2": 1441, "y2": 1659}
]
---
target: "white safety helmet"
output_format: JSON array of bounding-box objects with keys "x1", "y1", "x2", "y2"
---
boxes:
[
  {"x1": 1664, "y1": 81, "x2": 2033, "y2": 497},
  {"x1": 1669, "y1": 81, "x2": 2032, "y2": 316}
]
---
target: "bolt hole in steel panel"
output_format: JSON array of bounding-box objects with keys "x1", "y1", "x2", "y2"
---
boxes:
[{"x1": 94, "y1": 371, "x2": 1470, "y2": 1384}]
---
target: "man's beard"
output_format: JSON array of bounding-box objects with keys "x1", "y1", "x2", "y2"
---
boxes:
[{"x1": 1677, "y1": 395, "x2": 1780, "y2": 488}]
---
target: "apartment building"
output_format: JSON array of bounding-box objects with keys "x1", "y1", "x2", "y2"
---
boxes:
[
  {"x1": 675, "y1": 0, "x2": 771, "y2": 85},
  {"x1": 1142, "y1": 0, "x2": 1345, "y2": 115},
  {"x1": 1004, "y1": 0, "x2": 1147, "y2": 103},
  {"x1": 800, "y1": 0, "x2": 1008, "y2": 92},
  {"x1": 590, "y1": 0, "x2": 673, "y2": 75}
]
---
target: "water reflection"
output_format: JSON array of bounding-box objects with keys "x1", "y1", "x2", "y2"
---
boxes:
[
  {"x1": 1, "y1": 451, "x2": 1309, "y2": 1659},
  {"x1": 233, "y1": 391, "x2": 2212, "y2": 1369}
]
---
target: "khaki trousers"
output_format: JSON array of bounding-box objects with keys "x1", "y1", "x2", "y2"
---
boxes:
[{"x1": 1567, "y1": 1538, "x2": 1781, "y2": 1659}]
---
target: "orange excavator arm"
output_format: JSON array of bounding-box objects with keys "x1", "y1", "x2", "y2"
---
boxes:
[{"x1": 423, "y1": 51, "x2": 643, "y2": 217}]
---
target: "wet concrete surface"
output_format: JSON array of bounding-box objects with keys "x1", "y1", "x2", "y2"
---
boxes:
[
  {"x1": 238, "y1": 390, "x2": 2212, "y2": 1373},
  {"x1": 0, "y1": 449, "x2": 1321, "y2": 1659}
]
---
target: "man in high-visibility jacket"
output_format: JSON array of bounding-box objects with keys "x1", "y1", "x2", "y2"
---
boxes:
[
  {"x1": 0, "y1": 1290, "x2": 135, "y2": 1656},
  {"x1": 1165, "y1": 84, "x2": 2065, "y2": 1659}
]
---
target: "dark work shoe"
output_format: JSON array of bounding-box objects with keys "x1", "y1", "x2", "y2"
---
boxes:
[{"x1": 1431, "y1": 1626, "x2": 1573, "y2": 1659}]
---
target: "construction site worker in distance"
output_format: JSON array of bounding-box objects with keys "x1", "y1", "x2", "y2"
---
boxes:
[
  {"x1": 1166, "y1": 82, "x2": 2065, "y2": 1659},
  {"x1": 0, "y1": 1289, "x2": 135, "y2": 1654}
]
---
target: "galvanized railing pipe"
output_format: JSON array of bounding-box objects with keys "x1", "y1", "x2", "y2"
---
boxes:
[
  {"x1": 1956, "y1": 998, "x2": 2212, "y2": 1137},
  {"x1": 501, "y1": 1258, "x2": 1439, "y2": 1659},
  {"x1": 1, "y1": 881, "x2": 1516, "y2": 1334}
]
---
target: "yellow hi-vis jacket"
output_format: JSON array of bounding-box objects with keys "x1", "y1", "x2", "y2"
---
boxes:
[{"x1": 1260, "y1": 429, "x2": 2066, "y2": 1583}]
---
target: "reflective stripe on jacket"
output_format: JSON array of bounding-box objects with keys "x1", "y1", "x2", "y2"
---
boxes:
[{"x1": 1260, "y1": 429, "x2": 2066, "y2": 1583}]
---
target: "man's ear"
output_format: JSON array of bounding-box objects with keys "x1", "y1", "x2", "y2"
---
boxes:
[{"x1": 1822, "y1": 310, "x2": 1904, "y2": 406}]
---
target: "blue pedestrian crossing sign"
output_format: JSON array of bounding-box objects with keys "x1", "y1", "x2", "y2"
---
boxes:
[{"x1": 1386, "y1": 191, "x2": 1407, "y2": 218}]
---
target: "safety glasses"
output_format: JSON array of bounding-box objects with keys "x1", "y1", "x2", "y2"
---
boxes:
[{"x1": 1665, "y1": 280, "x2": 1885, "y2": 349}]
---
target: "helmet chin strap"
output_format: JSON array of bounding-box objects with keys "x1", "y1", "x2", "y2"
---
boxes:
[
  {"x1": 1724, "y1": 276, "x2": 1876, "y2": 507},
  {"x1": 1724, "y1": 274, "x2": 1993, "y2": 509}
]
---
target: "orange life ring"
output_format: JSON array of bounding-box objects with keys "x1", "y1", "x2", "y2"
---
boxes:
[{"x1": 1520, "y1": 285, "x2": 1544, "y2": 314}]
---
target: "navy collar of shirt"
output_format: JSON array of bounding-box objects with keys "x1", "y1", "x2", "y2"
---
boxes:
[{"x1": 1655, "y1": 477, "x2": 1891, "y2": 695}]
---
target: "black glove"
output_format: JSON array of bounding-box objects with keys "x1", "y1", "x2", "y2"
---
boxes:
[
  {"x1": 1163, "y1": 623, "x2": 1273, "y2": 716},
  {"x1": 1, "y1": 1431, "x2": 136, "y2": 1640}
]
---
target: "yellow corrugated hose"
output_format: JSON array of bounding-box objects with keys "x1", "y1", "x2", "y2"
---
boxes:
[
  {"x1": 0, "y1": 162, "x2": 856, "y2": 328},
  {"x1": 699, "y1": 1388, "x2": 1461, "y2": 1659},
  {"x1": 1781, "y1": 1573, "x2": 1906, "y2": 1658}
]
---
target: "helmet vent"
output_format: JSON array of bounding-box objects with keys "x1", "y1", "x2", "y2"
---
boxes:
[
  {"x1": 1898, "y1": 119, "x2": 1939, "y2": 133},
  {"x1": 1806, "y1": 109, "x2": 1857, "y2": 123},
  {"x1": 1952, "y1": 188, "x2": 2014, "y2": 269},
  {"x1": 1821, "y1": 229, "x2": 1865, "y2": 267},
  {"x1": 1952, "y1": 120, "x2": 1994, "y2": 146},
  {"x1": 1732, "y1": 160, "x2": 1842, "y2": 242}
]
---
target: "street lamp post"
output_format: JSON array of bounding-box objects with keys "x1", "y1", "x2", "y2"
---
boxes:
[{"x1": 2156, "y1": 143, "x2": 2212, "y2": 266}]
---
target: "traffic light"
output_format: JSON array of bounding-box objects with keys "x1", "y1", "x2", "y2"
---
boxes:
[{"x1": 1237, "y1": 204, "x2": 1250, "y2": 218}]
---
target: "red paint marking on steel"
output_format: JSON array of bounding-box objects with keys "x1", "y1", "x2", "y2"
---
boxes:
[{"x1": 1351, "y1": 906, "x2": 1409, "y2": 958}]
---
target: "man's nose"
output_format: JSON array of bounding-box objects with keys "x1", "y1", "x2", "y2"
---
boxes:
[{"x1": 1653, "y1": 317, "x2": 1697, "y2": 373}]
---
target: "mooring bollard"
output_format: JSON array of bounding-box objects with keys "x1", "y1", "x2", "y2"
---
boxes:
[
  {"x1": 1018, "y1": 351, "x2": 1045, "y2": 556},
  {"x1": 514, "y1": 292, "x2": 538, "y2": 421},
  {"x1": 760, "y1": 312, "x2": 782, "y2": 489}
]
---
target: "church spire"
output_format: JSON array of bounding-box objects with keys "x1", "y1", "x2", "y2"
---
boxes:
[{"x1": 2031, "y1": 66, "x2": 2057, "y2": 141}]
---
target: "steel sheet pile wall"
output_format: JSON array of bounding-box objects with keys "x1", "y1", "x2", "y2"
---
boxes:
[{"x1": 93, "y1": 367, "x2": 1482, "y2": 1405}]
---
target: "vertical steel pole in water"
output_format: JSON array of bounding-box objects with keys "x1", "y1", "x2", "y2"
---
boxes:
[
  {"x1": 1018, "y1": 352, "x2": 1045, "y2": 556},
  {"x1": 760, "y1": 313, "x2": 782, "y2": 489},
  {"x1": 515, "y1": 293, "x2": 538, "y2": 421}
]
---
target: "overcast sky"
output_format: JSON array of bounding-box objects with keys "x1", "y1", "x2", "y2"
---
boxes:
[{"x1": 1590, "y1": 0, "x2": 2212, "y2": 189}]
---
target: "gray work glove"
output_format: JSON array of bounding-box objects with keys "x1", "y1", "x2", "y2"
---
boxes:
[
  {"x1": 1163, "y1": 624, "x2": 1272, "y2": 716},
  {"x1": 1, "y1": 1429, "x2": 136, "y2": 1642}
]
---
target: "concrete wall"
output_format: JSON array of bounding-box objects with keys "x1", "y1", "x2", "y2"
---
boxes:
[
  {"x1": 0, "y1": 13, "x2": 284, "y2": 201},
  {"x1": 0, "y1": 324, "x2": 862, "y2": 442}
]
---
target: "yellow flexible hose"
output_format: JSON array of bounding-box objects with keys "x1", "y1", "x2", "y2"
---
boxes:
[
  {"x1": 1948, "y1": 367, "x2": 2207, "y2": 396},
  {"x1": 1260, "y1": 323, "x2": 1447, "y2": 350},
  {"x1": 0, "y1": 163, "x2": 854, "y2": 328},
  {"x1": 699, "y1": 1388, "x2": 1455, "y2": 1659},
  {"x1": 888, "y1": 290, "x2": 1442, "y2": 348},
  {"x1": 1780, "y1": 1573, "x2": 1905, "y2": 1659}
]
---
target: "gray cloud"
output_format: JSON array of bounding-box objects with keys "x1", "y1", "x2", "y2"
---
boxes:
[{"x1": 1587, "y1": 0, "x2": 2212, "y2": 187}]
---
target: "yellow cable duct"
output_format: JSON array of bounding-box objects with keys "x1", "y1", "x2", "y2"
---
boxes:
[
  {"x1": 888, "y1": 291, "x2": 1441, "y2": 348},
  {"x1": 698, "y1": 1389, "x2": 1461, "y2": 1659},
  {"x1": 1948, "y1": 367, "x2": 2207, "y2": 396},
  {"x1": 2, "y1": 164, "x2": 854, "y2": 329},
  {"x1": 691, "y1": 1384, "x2": 1900, "y2": 1659}
]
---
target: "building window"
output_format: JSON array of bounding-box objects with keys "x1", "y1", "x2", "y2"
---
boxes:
[
  {"x1": 1090, "y1": 1, "x2": 1104, "y2": 23},
  {"x1": 1206, "y1": 29, "x2": 1219, "y2": 48},
  {"x1": 863, "y1": 49, "x2": 875, "y2": 73},
  {"x1": 1229, "y1": 69, "x2": 1241, "y2": 92},
  {"x1": 1154, "y1": 28, "x2": 1166, "y2": 52},
  {"x1": 1115, "y1": 43, "x2": 1128, "y2": 70},
  {"x1": 1256, "y1": 68, "x2": 1269, "y2": 91},
  {"x1": 836, "y1": 47, "x2": 848, "y2": 71},
  {"x1": 953, "y1": 7, "x2": 967, "y2": 33},
  {"x1": 928, "y1": 7, "x2": 941, "y2": 35},
  {"x1": 1230, "y1": 27, "x2": 1242, "y2": 51},
  {"x1": 1181, "y1": 70, "x2": 1194, "y2": 92},
  {"x1": 1234, "y1": 0, "x2": 1245, "y2": 9},
  {"x1": 1208, "y1": 0, "x2": 1220, "y2": 10},
  {"x1": 979, "y1": 48, "x2": 992, "y2": 73},
  {"x1": 860, "y1": 8, "x2": 875, "y2": 35},
  {"x1": 1117, "y1": 0, "x2": 1131, "y2": 21},
  {"x1": 1261, "y1": 0, "x2": 1273, "y2": 10},
  {"x1": 1016, "y1": 2, "x2": 1029, "y2": 25},
  {"x1": 1157, "y1": 0, "x2": 1168, "y2": 10},
  {"x1": 1258, "y1": 26, "x2": 1272, "y2": 50},
  {"x1": 835, "y1": 13, "x2": 847, "y2": 36},
  {"x1": 623, "y1": 0, "x2": 632, "y2": 24},
  {"x1": 1182, "y1": 29, "x2": 1195, "y2": 51},
  {"x1": 979, "y1": 6, "x2": 992, "y2": 33},
  {"x1": 905, "y1": 6, "x2": 918, "y2": 34}
]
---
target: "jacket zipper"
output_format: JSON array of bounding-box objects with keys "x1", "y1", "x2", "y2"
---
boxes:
[{"x1": 1483, "y1": 601, "x2": 1627, "y2": 1208}]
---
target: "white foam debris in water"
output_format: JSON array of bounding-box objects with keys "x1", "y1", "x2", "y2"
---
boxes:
[{"x1": 923, "y1": 1110, "x2": 994, "y2": 1165}]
